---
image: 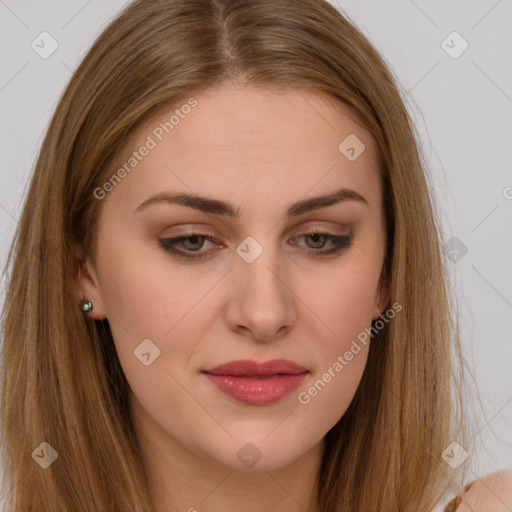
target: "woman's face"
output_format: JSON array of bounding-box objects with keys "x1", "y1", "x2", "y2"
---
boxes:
[{"x1": 79, "y1": 85, "x2": 387, "y2": 471}]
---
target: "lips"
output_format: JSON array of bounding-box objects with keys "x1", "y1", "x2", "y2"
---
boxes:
[
  {"x1": 202, "y1": 359, "x2": 309, "y2": 405},
  {"x1": 202, "y1": 359, "x2": 308, "y2": 376}
]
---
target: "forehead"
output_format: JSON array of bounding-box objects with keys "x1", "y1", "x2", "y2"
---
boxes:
[{"x1": 105, "y1": 85, "x2": 382, "y2": 215}]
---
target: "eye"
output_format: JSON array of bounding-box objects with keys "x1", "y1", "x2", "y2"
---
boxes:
[
  {"x1": 158, "y1": 234, "x2": 219, "y2": 261},
  {"x1": 158, "y1": 231, "x2": 353, "y2": 262},
  {"x1": 294, "y1": 232, "x2": 353, "y2": 257}
]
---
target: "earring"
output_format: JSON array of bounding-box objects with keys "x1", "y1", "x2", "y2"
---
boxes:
[{"x1": 79, "y1": 296, "x2": 93, "y2": 313}]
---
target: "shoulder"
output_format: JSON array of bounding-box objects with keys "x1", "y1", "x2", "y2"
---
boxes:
[{"x1": 444, "y1": 469, "x2": 512, "y2": 512}]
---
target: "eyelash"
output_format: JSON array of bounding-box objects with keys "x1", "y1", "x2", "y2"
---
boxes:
[{"x1": 158, "y1": 231, "x2": 353, "y2": 261}]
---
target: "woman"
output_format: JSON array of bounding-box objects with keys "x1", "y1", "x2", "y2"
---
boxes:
[{"x1": 1, "y1": 0, "x2": 510, "y2": 510}]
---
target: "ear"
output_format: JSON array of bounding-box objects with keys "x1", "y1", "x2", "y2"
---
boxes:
[
  {"x1": 372, "y1": 265, "x2": 390, "y2": 321},
  {"x1": 72, "y1": 245, "x2": 108, "y2": 320}
]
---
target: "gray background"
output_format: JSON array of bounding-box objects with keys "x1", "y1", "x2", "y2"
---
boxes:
[{"x1": 1, "y1": 1, "x2": 511, "y2": 509}]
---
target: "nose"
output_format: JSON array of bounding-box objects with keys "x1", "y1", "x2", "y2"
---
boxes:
[{"x1": 224, "y1": 238, "x2": 296, "y2": 342}]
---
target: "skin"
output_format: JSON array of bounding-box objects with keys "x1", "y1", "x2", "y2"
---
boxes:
[
  {"x1": 454, "y1": 470, "x2": 512, "y2": 511},
  {"x1": 75, "y1": 85, "x2": 389, "y2": 512}
]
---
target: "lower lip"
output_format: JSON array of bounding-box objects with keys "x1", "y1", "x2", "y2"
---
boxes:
[{"x1": 203, "y1": 373, "x2": 308, "y2": 405}]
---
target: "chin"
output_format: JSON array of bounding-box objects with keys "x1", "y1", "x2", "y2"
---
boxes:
[{"x1": 202, "y1": 434, "x2": 313, "y2": 472}]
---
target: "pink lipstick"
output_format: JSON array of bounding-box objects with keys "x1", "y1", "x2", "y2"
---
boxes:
[{"x1": 202, "y1": 359, "x2": 308, "y2": 405}]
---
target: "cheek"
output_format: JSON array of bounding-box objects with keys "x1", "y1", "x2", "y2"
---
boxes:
[
  {"x1": 300, "y1": 259, "x2": 379, "y2": 352},
  {"x1": 295, "y1": 303, "x2": 371, "y2": 434},
  {"x1": 297, "y1": 344, "x2": 368, "y2": 438},
  {"x1": 96, "y1": 242, "x2": 213, "y2": 375},
  {"x1": 292, "y1": 259, "x2": 378, "y2": 418},
  {"x1": 99, "y1": 237, "x2": 207, "y2": 327}
]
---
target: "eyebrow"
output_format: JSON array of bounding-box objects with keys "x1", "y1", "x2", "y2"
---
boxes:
[{"x1": 134, "y1": 187, "x2": 368, "y2": 217}]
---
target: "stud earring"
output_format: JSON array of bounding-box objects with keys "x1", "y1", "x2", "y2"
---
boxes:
[{"x1": 79, "y1": 296, "x2": 93, "y2": 313}]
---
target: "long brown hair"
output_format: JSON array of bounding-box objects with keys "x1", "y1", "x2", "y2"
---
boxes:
[{"x1": 1, "y1": 0, "x2": 472, "y2": 510}]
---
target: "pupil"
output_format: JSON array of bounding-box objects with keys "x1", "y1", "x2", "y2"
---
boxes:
[
  {"x1": 185, "y1": 235, "x2": 202, "y2": 250},
  {"x1": 308, "y1": 233, "x2": 325, "y2": 248}
]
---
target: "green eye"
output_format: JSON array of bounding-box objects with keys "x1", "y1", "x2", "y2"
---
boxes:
[
  {"x1": 305, "y1": 233, "x2": 328, "y2": 248},
  {"x1": 158, "y1": 232, "x2": 353, "y2": 261},
  {"x1": 178, "y1": 234, "x2": 206, "y2": 251}
]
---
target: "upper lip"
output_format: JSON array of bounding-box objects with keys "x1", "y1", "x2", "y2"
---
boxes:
[{"x1": 202, "y1": 359, "x2": 308, "y2": 376}]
